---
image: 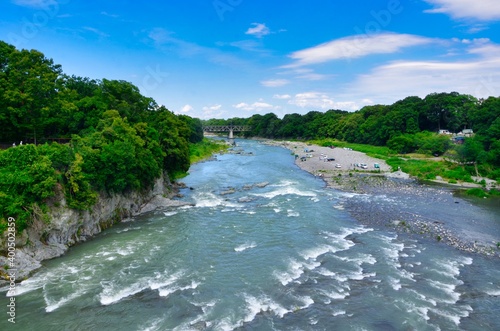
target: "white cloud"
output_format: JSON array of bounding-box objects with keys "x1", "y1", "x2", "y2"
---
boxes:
[
  {"x1": 287, "y1": 92, "x2": 359, "y2": 111},
  {"x1": 346, "y1": 40, "x2": 500, "y2": 103},
  {"x1": 261, "y1": 79, "x2": 290, "y2": 87},
  {"x1": 83, "y1": 27, "x2": 109, "y2": 38},
  {"x1": 273, "y1": 94, "x2": 291, "y2": 99},
  {"x1": 203, "y1": 104, "x2": 222, "y2": 112},
  {"x1": 180, "y1": 104, "x2": 193, "y2": 113},
  {"x1": 233, "y1": 101, "x2": 279, "y2": 112},
  {"x1": 101, "y1": 11, "x2": 119, "y2": 18},
  {"x1": 286, "y1": 33, "x2": 433, "y2": 67},
  {"x1": 424, "y1": 0, "x2": 500, "y2": 21},
  {"x1": 245, "y1": 23, "x2": 270, "y2": 38}
]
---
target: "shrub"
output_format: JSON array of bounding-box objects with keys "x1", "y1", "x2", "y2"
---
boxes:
[{"x1": 466, "y1": 188, "x2": 488, "y2": 198}]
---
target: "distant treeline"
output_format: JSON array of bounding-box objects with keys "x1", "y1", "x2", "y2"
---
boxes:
[
  {"x1": 0, "y1": 41, "x2": 203, "y2": 233},
  {"x1": 204, "y1": 92, "x2": 500, "y2": 178}
]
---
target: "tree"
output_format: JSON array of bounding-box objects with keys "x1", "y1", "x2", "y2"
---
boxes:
[{"x1": 1, "y1": 46, "x2": 62, "y2": 143}]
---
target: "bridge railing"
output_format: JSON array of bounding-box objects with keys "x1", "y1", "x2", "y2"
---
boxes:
[{"x1": 203, "y1": 125, "x2": 251, "y2": 132}]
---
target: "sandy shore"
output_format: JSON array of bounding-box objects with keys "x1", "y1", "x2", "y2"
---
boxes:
[
  {"x1": 264, "y1": 140, "x2": 409, "y2": 192},
  {"x1": 264, "y1": 139, "x2": 497, "y2": 192}
]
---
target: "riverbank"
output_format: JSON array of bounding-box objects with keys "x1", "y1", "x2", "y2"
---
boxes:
[
  {"x1": 263, "y1": 139, "x2": 500, "y2": 257},
  {"x1": 0, "y1": 176, "x2": 193, "y2": 286}
]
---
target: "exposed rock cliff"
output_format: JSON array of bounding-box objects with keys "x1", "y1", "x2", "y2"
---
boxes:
[{"x1": 0, "y1": 174, "x2": 193, "y2": 284}]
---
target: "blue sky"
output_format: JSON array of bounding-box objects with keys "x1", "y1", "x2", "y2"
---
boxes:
[{"x1": 1, "y1": 0, "x2": 500, "y2": 119}]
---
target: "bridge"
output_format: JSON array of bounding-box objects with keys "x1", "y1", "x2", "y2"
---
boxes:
[{"x1": 203, "y1": 125, "x2": 251, "y2": 139}]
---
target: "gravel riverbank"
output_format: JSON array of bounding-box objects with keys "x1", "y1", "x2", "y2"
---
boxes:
[{"x1": 262, "y1": 139, "x2": 500, "y2": 258}]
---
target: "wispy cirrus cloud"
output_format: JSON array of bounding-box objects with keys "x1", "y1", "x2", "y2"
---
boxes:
[
  {"x1": 148, "y1": 28, "x2": 251, "y2": 69},
  {"x1": 273, "y1": 94, "x2": 291, "y2": 100},
  {"x1": 83, "y1": 27, "x2": 109, "y2": 38},
  {"x1": 423, "y1": 0, "x2": 500, "y2": 21},
  {"x1": 233, "y1": 100, "x2": 279, "y2": 112},
  {"x1": 260, "y1": 79, "x2": 289, "y2": 87},
  {"x1": 286, "y1": 33, "x2": 434, "y2": 67}
]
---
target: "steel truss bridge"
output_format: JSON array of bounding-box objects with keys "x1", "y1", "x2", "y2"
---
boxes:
[{"x1": 203, "y1": 125, "x2": 251, "y2": 138}]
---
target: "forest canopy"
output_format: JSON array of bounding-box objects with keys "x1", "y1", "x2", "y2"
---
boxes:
[{"x1": 0, "y1": 41, "x2": 203, "y2": 233}]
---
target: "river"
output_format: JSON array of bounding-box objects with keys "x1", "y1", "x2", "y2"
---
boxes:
[{"x1": 1, "y1": 139, "x2": 499, "y2": 330}]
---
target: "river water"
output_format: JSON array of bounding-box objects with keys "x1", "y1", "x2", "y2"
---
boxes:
[{"x1": 2, "y1": 139, "x2": 500, "y2": 330}]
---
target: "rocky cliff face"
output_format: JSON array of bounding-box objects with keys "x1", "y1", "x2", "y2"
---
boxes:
[{"x1": 0, "y1": 174, "x2": 192, "y2": 284}]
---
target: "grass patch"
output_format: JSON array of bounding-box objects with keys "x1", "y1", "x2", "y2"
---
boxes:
[
  {"x1": 309, "y1": 139, "x2": 392, "y2": 159},
  {"x1": 466, "y1": 188, "x2": 489, "y2": 198},
  {"x1": 189, "y1": 138, "x2": 229, "y2": 164}
]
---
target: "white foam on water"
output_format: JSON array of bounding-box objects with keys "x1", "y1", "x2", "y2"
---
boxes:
[
  {"x1": 486, "y1": 289, "x2": 500, "y2": 296},
  {"x1": 141, "y1": 317, "x2": 164, "y2": 331},
  {"x1": 274, "y1": 259, "x2": 305, "y2": 286},
  {"x1": 163, "y1": 211, "x2": 178, "y2": 217},
  {"x1": 158, "y1": 280, "x2": 200, "y2": 298},
  {"x1": 428, "y1": 280, "x2": 461, "y2": 304},
  {"x1": 116, "y1": 245, "x2": 135, "y2": 256},
  {"x1": 347, "y1": 267, "x2": 376, "y2": 281},
  {"x1": 252, "y1": 186, "x2": 317, "y2": 199},
  {"x1": 321, "y1": 289, "x2": 349, "y2": 300},
  {"x1": 388, "y1": 277, "x2": 402, "y2": 291},
  {"x1": 214, "y1": 317, "x2": 241, "y2": 331},
  {"x1": 251, "y1": 180, "x2": 318, "y2": 200},
  {"x1": 397, "y1": 299, "x2": 430, "y2": 322},
  {"x1": 337, "y1": 253, "x2": 377, "y2": 266},
  {"x1": 317, "y1": 268, "x2": 335, "y2": 277},
  {"x1": 194, "y1": 192, "x2": 242, "y2": 209},
  {"x1": 243, "y1": 294, "x2": 291, "y2": 323},
  {"x1": 116, "y1": 226, "x2": 142, "y2": 233},
  {"x1": 431, "y1": 308, "x2": 464, "y2": 326},
  {"x1": 333, "y1": 204, "x2": 345, "y2": 210},
  {"x1": 99, "y1": 278, "x2": 151, "y2": 305},
  {"x1": 398, "y1": 269, "x2": 416, "y2": 282},
  {"x1": 332, "y1": 310, "x2": 347, "y2": 317},
  {"x1": 8, "y1": 276, "x2": 45, "y2": 296},
  {"x1": 239, "y1": 210, "x2": 256, "y2": 215},
  {"x1": 149, "y1": 270, "x2": 185, "y2": 290},
  {"x1": 298, "y1": 295, "x2": 314, "y2": 310},
  {"x1": 323, "y1": 232, "x2": 356, "y2": 253},
  {"x1": 309, "y1": 317, "x2": 319, "y2": 325},
  {"x1": 407, "y1": 289, "x2": 437, "y2": 306},
  {"x1": 234, "y1": 242, "x2": 257, "y2": 252},
  {"x1": 44, "y1": 289, "x2": 85, "y2": 313},
  {"x1": 200, "y1": 299, "x2": 218, "y2": 314},
  {"x1": 287, "y1": 210, "x2": 300, "y2": 217}
]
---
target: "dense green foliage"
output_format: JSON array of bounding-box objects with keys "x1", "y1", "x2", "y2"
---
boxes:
[
  {"x1": 0, "y1": 41, "x2": 204, "y2": 233},
  {"x1": 204, "y1": 92, "x2": 500, "y2": 181}
]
